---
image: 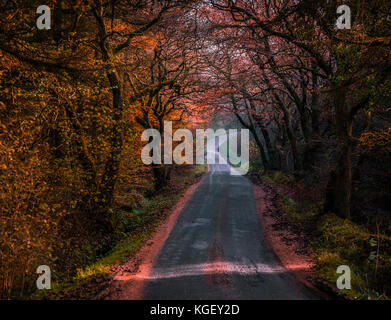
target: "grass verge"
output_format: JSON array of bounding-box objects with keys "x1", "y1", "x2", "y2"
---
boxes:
[
  {"x1": 31, "y1": 164, "x2": 207, "y2": 299},
  {"x1": 312, "y1": 214, "x2": 391, "y2": 300},
  {"x1": 257, "y1": 170, "x2": 391, "y2": 300}
]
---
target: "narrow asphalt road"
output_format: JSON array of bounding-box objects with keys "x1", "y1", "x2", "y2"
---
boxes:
[{"x1": 141, "y1": 137, "x2": 319, "y2": 300}]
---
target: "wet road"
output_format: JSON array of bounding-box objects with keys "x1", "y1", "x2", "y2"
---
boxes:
[{"x1": 142, "y1": 137, "x2": 319, "y2": 300}]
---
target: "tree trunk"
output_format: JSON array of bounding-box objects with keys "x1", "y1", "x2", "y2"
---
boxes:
[
  {"x1": 311, "y1": 65, "x2": 320, "y2": 136},
  {"x1": 276, "y1": 98, "x2": 302, "y2": 172},
  {"x1": 152, "y1": 164, "x2": 171, "y2": 191},
  {"x1": 259, "y1": 125, "x2": 281, "y2": 170},
  {"x1": 252, "y1": 127, "x2": 270, "y2": 170},
  {"x1": 234, "y1": 113, "x2": 270, "y2": 169},
  {"x1": 100, "y1": 69, "x2": 124, "y2": 207},
  {"x1": 332, "y1": 86, "x2": 353, "y2": 219}
]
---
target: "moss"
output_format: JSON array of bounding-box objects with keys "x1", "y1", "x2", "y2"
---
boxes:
[
  {"x1": 76, "y1": 231, "x2": 150, "y2": 280},
  {"x1": 312, "y1": 214, "x2": 391, "y2": 300},
  {"x1": 263, "y1": 170, "x2": 294, "y2": 186},
  {"x1": 278, "y1": 195, "x2": 318, "y2": 223}
]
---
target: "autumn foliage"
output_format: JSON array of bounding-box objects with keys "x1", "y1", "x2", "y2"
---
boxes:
[
  {"x1": 0, "y1": 0, "x2": 198, "y2": 298},
  {"x1": 0, "y1": 0, "x2": 390, "y2": 299}
]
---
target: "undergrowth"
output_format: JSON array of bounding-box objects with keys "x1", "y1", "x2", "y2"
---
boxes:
[
  {"x1": 278, "y1": 195, "x2": 319, "y2": 223},
  {"x1": 30, "y1": 165, "x2": 206, "y2": 299},
  {"x1": 262, "y1": 170, "x2": 295, "y2": 186},
  {"x1": 261, "y1": 170, "x2": 391, "y2": 300},
  {"x1": 312, "y1": 214, "x2": 391, "y2": 300}
]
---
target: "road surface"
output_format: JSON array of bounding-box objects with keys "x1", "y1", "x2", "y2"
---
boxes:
[{"x1": 140, "y1": 135, "x2": 319, "y2": 299}]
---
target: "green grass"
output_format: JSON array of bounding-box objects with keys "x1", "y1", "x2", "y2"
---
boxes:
[
  {"x1": 76, "y1": 231, "x2": 151, "y2": 280},
  {"x1": 312, "y1": 214, "x2": 391, "y2": 300},
  {"x1": 262, "y1": 169, "x2": 391, "y2": 300},
  {"x1": 262, "y1": 170, "x2": 294, "y2": 186},
  {"x1": 278, "y1": 194, "x2": 318, "y2": 223},
  {"x1": 30, "y1": 229, "x2": 152, "y2": 299}
]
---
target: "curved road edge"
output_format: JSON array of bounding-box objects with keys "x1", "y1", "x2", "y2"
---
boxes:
[
  {"x1": 253, "y1": 185, "x2": 333, "y2": 300},
  {"x1": 97, "y1": 175, "x2": 207, "y2": 300}
]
